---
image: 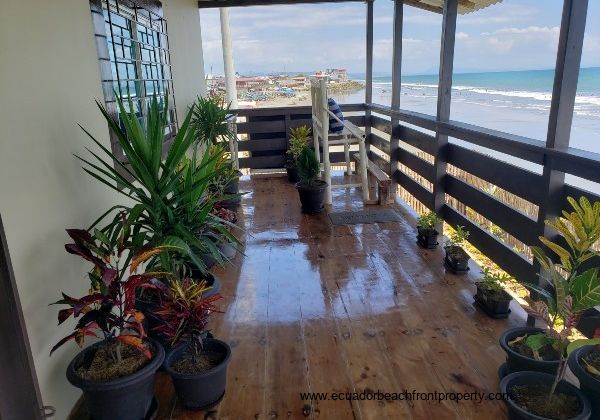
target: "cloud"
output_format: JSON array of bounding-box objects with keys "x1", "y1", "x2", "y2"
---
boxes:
[{"x1": 199, "y1": 1, "x2": 598, "y2": 75}]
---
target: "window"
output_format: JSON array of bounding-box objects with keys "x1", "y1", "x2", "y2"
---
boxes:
[{"x1": 90, "y1": 0, "x2": 177, "y2": 162}]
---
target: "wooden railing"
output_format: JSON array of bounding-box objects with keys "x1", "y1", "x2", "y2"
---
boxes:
[
  {"x1": 233, "y1": 104, "x2": 366, "y2": 169},
  {"x1": 233, "y1": 103, "x2": 600, "y2": 336}
]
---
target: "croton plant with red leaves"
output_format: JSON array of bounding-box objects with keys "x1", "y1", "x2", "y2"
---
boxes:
[
  {"x1": 50, "y1": 221, "x2": 175, "y2": 361},
  {"x1": 212, "y1": 206, "x2": 237, "y2": 225},
  {"x1": 154, "y1": 279, "x2": 223, "y2": 358}
]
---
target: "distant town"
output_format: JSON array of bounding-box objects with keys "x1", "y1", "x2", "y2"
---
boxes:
[{"x1": 206, "y1": 68, "x2": 364, "y2": 108}]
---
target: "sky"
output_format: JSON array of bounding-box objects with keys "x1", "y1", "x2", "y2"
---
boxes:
[{"x1": 199, "y1": 0, "x2": 600, "y2": 76}]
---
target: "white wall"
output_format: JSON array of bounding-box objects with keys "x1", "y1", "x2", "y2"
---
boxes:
[
  {"x1": 164, "y1": 0, "x2": 208, "y2": 115},
  {"x1": 0, "y1": 0, "x2": 205, "y2": 418}
]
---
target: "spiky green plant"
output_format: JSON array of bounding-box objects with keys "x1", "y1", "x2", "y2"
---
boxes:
[
  {"x1": 191, "y1": 96, "x2": 236, "y2": 146},
  {"x1": 297, "y1": 147, "x2": 320, "y2": 186},
  {"x1": 78, "y1": 94, "x2": 230, "y2": 276}
]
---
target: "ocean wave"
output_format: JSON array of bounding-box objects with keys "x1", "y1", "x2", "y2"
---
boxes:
[{"x1": 376, "y1": 81, "x2": 600, "y2": 106}]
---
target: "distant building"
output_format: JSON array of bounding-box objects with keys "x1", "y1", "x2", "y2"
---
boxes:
[
  {"x1": 327, "y1": 68, "x2": 348, "y2": 83},
  {"x1": 236, "y1": 76, "x2": 267, "y2": 91}
]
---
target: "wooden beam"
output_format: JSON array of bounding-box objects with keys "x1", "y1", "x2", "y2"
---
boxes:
[
  {"x1": 0, "y1": 214, "x2": 44, "y2": 420},
  {"x1": 365, "y1": 0, "x2": 374, "y2": 158},
  {"x1": 389, "y1": 0, "x2": 403, "y2": 191},
  {"x1": 537, "y1": 0, "x2": 588, "y2": 248},
  {"x1": 533, "y1": 0, "x2": 588, "y2": 324},
  {"x1": 198, "y1": 0, "x2": 364, "y2": 8},
  {"x1": 432, "y1": 0, "x2": 457, "y2": 215},
  {"x1": 403, "y1": 0, "x2": 442, "y2": 14},
  {"x1": 365, "y1": 0, "x2": 374, "y2": 106}
]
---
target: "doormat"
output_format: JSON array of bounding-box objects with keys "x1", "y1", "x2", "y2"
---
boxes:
[{"x1": 329, "y1": 209, "x2": 401, "y2": 225}]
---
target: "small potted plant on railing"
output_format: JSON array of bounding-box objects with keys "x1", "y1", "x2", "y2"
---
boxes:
[
  {"x1": 499, "y1": 196, "x2": 600, "y2": 381},
  {"x1": 51, "y1": 227, "x2": 174, "y2": 420},
  {"x1": 158, "y1": 279, "x2": 231, "y2": 410},
  {"x1": 295, "y1": 146, "x2": 328, "y2": 214},
  {"x1": 416, "y1": 211, "x2": 442, "y2": 249},
  {"x1": 285, "y1": 125, "x2": 311, "y2": 183},
  {"x1": 473, "y1": 268, "x2": 513, "y2": 318},
  {"x1": 444, "y1": 225, "x2": 471, "y2": 273}
]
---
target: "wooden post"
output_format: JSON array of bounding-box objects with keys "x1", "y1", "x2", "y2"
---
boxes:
[
  {"x1": 432, "y1": 0, "x2": 457, "y2": 216},
  {"x1": 389, "y1": 0, "x2": 403, "y2": 191},
  {"x1": 0, "y1": 215, "x2": 44, "y2": 420},
  {"x1": 365, "y1": 0, "x2": 374, "y2": 158},
  {"x1": 532, "y1": 0, "x2": 588, "y2": 323}
]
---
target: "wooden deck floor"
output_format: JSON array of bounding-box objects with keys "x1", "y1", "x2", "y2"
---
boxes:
[{"x1": 155, "y1": 173, "x2": 528, "y2": 420}]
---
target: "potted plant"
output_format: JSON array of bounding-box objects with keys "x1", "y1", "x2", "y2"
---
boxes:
[
  {"x1": 568, "y1": 330, "x2": 600, "y2": 418},
  {"x1": 444, "y1": 225, "x2": 471, "y2": 273},
  {"x1": 79, "y1": 95, "x2": 238, "y2": 286},
  {"x1": 416, "y1": 211, "x2": 442, "y2": 249},
  {"x1": 285, "y1": 125, "x2": 311, "y2": 183},
  {"x1": 500, "y1": 196, "x2": 600, "y2": 379},
  {"x1": 192, "y1": 96, "x2": 242, "y2": 203},
  {"x1": 498, "y1": 196, "x2": 600, "y2": 419},
  {"x1": 500, "y1": 283, "x2": 595, "y2": 420},
  {"x1": 212, "y1": 206, "x2": 239, "y2": 260},
  {"x1": 50, "y1": 226, "x2": 174, "y2": 420},
  {"x1": 295, "y1": 147, "x2": 327, "y2": 214},
  {"x1": 474, "y1": 268, "x2": 513, "y2": 318},
  {"x1": 157, "y1": 279, "x2": 231, "y2": 410}
]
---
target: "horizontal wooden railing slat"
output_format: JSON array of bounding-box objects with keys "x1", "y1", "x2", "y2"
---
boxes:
[
  {"x1": 445, "y1": 175, "x2": 539, "y2": 245},
  {"x1": 443, "y1": 205, "x2": 535, "y2": 282},
  {"x1": 397, "y1": 149, "x2": 435, "y2": 184},
  {"x1": 447, "y1": 143, "x2": 545, "y2": 205},
  {"x1": 369, "y1": 115, "x2": 392, "y2": 135},
  {"x1": 395, "y1": 125, "x2": 437, "y2": 155},
  {"x1": 394, "y1": 170, "x2": 434, "y2": 210},
  {"x1": 237, "y1": 137, "x2": 287, "y2": 153},
  {"x1": 369, "y1": 133, "x2": 391, "y2": 155}
]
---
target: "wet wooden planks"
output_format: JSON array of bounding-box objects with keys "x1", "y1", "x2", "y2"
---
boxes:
[{"x1": 73, "y1": 174, "x2": 527, "y2": 420}]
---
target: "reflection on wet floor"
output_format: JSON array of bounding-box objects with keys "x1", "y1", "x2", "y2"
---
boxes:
[{"x1": 161, "y1": 173, "x2": 528, "y2": 419}]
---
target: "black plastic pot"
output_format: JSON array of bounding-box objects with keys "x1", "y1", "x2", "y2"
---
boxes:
[
  {"x1": 500, "y1": 371, "x2": 591, "y2": 420},
  {"x1": 499, "y1": 327, "x2": 560, "y2": 376},
  {"x1": 568, "y1": 345, "x2": 600, "y2": 419},
  {"x1": 296, "y1": 180, "x2": 327, "y2": 214},
  {"x1": 285, "y1": 163, "x2": 301, "y2": 183},
  {"x1": 474, "y1": 283, "x2": 512, "y2": 318},
  {"x1": 66, "y1": 338, "x2": 165, "y2": 420},
  {"x1": 416, "y1": 228, "x2": 439, "y2": 249},
  {"x1": 222, "y1": 170, "x2": 242, "y2": 208},
  {"x1": 164, "y1": 339, "x2": 232, "y2": 410},
  {"x1": 444, "y1": 246, "x2": 470, "y2": 273},
  {"x1": 218, "y1": 240, "x2": 237, "y2": 260}
]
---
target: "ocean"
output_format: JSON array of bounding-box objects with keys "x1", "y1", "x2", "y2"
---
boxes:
[{"x1": 335, "y1": 67, "x2": 600, "y2": 160}]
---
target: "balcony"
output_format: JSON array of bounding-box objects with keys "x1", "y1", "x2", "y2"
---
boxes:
[
  {"x1": 71, "y1": 173, "x2": 530, "y2": 418},
  {"x1": 2, "y1": 0, "x2": 599, "y2": 419}
]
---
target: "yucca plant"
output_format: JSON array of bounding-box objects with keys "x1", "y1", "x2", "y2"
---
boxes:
[
  {"x1": 191, "y1": 96, "x2": 236, "y2": 146},
  {"x1": 78, "y1": 94, "x2": 229, "y2": 276}
]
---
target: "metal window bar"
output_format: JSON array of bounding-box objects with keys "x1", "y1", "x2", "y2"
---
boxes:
[{"x1": 91, "y1": 0, "x2": 178, "y2": 164}]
